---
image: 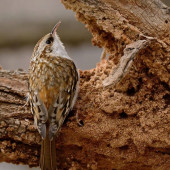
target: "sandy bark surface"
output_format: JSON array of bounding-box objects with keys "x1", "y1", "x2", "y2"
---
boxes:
[{"x1": 0, "y1": 0, "x2": 169, "y2": 169}]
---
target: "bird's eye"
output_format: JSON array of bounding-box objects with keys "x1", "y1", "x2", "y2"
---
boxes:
[
  {"x1": 46, "y1": 37, "x2": 54, "y2": 44},
  {"x1": 46, "y1": 39, "x2": 51, "y2": 44}
]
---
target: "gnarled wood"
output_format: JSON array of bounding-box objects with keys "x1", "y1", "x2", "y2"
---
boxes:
[{"x1": 0, "y1": 0, "x2": 170, "y2": 169}]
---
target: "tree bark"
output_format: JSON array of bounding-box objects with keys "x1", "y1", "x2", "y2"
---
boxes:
[{"x1": 0, "y1": 0, "x2": 170, "y2": 169}]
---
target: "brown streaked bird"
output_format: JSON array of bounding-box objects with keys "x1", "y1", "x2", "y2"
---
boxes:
[{"x1": 28, "y1": 21, "x2": 79, "y2": 170}]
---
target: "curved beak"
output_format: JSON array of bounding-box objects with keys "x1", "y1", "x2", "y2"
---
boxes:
[{"x1": 51, "y1": 21, "x2": 61, "y2": 36}]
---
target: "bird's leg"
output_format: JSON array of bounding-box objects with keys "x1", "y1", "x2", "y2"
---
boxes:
[
  {"x1": 76, "y1": 111, "x2": 84, "y2": 127},
  {"x1": 22, "y1": 92, "x2": 30, "y2": 108}
]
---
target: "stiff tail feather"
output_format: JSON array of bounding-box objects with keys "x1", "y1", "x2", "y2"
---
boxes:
[{"x1": 40, "y1": 136, "x2": 57, "y2": 170}]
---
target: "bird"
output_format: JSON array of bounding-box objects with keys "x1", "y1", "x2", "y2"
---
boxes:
[{"x1": 28, "y1": 21, "x2": 79, "y2": 170}]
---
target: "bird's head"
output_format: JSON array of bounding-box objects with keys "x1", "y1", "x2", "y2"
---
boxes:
[{"x1": 32, "y1": 21, "x2": 69, "y2": 59}]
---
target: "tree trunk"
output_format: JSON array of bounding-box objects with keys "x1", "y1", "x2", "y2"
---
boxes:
[{"x1": 0, "y1": 0, "x2": 170, "y2": 169}]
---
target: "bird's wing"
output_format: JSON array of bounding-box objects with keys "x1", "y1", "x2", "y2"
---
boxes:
[
  {"x1": 29, "y1": 56, "x2": 79, "y2": 140},
  {"x1": 29, "y1": 90, "x2": 48, "y2": 139},
  {"x1": 48, "y1": 58, "x2": 79, "y2": 140}
]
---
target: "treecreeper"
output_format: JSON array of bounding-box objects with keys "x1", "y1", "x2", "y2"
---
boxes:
[{"x1": 28, "y1": 21, "x2": 79, "y2": 170}]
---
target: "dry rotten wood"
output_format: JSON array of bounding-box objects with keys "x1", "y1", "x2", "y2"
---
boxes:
[
  {"x1": 0, "y1": 0, "x2": 170, "y2": 169},
  {"x1": 102, "y1": 38, "x2": 154, "y2": 87}
]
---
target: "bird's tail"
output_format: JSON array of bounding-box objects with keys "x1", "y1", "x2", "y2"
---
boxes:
[{"x1": 40, "y1": 136, "x2": 57, "y2": 170}]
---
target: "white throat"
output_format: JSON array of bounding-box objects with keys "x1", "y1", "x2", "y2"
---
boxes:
[{"x1": 51, "y1": 34, "x2": 71, "y2": 60}]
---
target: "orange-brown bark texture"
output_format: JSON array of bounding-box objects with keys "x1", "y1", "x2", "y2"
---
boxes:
[{"x1": 0, "y1": 0, "x2": 170, "y2": 169}]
